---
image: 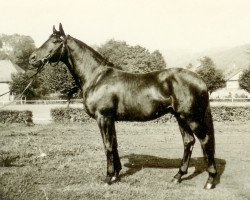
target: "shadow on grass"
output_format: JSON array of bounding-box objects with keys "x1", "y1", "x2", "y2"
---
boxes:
[
  {"x1": 121, "y1": 154, "x2": 226, "y2": 186},
  {"x1": 0, "y1": 155, "x2": 25, "y2": 167},
  {"x1": 0, "y1": 193, "x2": 11, "y2": 200}
]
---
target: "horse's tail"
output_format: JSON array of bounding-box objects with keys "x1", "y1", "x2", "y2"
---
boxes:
[{"x1": 203, "y1": 102, "x2": 215, "y2": 156}]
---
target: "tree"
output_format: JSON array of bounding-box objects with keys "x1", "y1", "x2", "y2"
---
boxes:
[
  {"x1": 39, "y1": 62, "x2": 80, "y2": 95},
  {"x1": 10, "y1": 62, "x2": 82, "y2": 100},
  {"x1": 239, "y1": 66, "x2": 250, "y2": 93},
  {"x1": 0, "y1": 34, "x2": 36, "y2": 70},
  {"x1": 196, "y1": 56, "x2": 226, "y2": 94},
  {"x1": 186, "y1": 63, "x2": 194, "y2": 70},
  {"x1": 0, "y1": 51, "x2": 9, "y2": 60},
  {"x1": 150, "y1": 50, "x2": 167, "y2": 71},
  {"x1": 98, "y1": 39, "x2": 167, "y2": 73},
  {"x1": 9, "y1": 70, "x2": 47, "y2": 100}
]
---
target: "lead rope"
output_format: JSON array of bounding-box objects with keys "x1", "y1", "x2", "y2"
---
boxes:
[
  {"x1": 0, "y1": 65, "x2": 45, "y2": 110},
  {"x1": 0, "y1": 91, "x2": 11, "y2": 98}
]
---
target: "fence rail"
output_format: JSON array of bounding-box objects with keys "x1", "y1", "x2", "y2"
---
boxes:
[
  {"x1": 0, "y1": 99, "x2": 83, "y2": 106},
  {"x1": 210, "y1": 98, "x2": 250, "y2": 102},
  {"x1": 1, "y1": 98, "x2": 250, "y2": 106}
]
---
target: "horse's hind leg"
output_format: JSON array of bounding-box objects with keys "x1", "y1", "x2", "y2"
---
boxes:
[
  {"x1": 189, "y1": 119, "x2": 217, "y2": 189},
  {"x1": 172, "y1": 117, "x2": 195, "y2": 183},
  {"x1": 112, "y1": 130, "x2": 122, "y2": 181},
  {"x1": 97, "y1": 115, "x2": 122, "y2": 185}
]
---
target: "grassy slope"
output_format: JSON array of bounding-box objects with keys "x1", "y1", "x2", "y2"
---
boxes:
[{"x1": 0, "y1": 121, "x2": 250, "y2": 200}]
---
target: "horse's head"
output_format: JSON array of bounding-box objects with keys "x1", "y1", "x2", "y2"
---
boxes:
[{"x1": 29, "y1": 23, "x2": 67, "y2": 68}]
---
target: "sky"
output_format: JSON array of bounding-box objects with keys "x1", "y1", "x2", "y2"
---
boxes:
[{"x1": 1, "y1": 0, "x2": 250, "y2": 52}]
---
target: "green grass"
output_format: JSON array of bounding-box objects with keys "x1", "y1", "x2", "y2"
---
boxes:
[{"x1": 0, "y1": 121, "x2": 250, "y2": 200}]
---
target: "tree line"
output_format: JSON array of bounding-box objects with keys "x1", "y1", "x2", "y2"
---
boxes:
[{"x1": 1, "y1": 34, "x2": 249, "y2": 99}]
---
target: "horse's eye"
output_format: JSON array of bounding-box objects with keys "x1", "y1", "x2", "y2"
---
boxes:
[{"x1": 52, "y1": 39, "x2": 59, "y2": 43}]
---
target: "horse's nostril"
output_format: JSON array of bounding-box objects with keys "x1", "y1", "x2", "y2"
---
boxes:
[{"x1": 30, "y1": 54, "x2": 36, "y2": 62}]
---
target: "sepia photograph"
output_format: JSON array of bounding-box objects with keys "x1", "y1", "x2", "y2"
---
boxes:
[{"x1": 0, "y1": 0, "x2": 250, "y2": 199}]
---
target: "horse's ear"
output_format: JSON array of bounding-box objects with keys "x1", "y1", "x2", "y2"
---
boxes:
[
  {"x1": 53, "y1": 25, "x2": 57, "y2": 34},
  {"x1": 59, "y1": 23, "x2": 66, "y2": 37}
]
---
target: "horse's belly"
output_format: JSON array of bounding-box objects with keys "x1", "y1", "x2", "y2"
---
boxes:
[{"x1": 116, "y1": 100, "x2": 170, "y2": 121}]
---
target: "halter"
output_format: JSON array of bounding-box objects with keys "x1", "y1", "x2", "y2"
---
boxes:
[
  {"x1": 41, "y1": 36, "x2": 67, "y2": 67},
  {"x1": 43, "y1": 35, "x2": 82, "y2": 91}
]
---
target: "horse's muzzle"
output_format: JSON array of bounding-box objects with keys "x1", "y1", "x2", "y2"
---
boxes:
[{"x1": 29, "y1": 53, "x2": 47, "y2": 67}]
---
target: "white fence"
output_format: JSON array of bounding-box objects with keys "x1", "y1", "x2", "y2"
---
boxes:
[
  {"x1": 210, "y1": 98, "x2": 250, "y2": 102},
  {"x1": 0, "y1": 99, "x2": 83, "y2": 106},
  {"x1": 210, "y1": 98, "x2": 250, "y2": 107},
  {"x1": 1, "y1": 98, "x2": 250, "y2": 107}
]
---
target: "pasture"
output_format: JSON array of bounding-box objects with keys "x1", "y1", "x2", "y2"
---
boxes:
[{"x1": 0, "y1": 121, "x2": 250, "y2": 200}]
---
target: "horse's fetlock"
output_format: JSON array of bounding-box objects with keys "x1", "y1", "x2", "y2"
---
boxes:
[
  {"x1": 200, "y1": 135, "x2": 209, "y2": 146},
  {"x1": 179, "y1": 169, "x2": 188, "y2": 175},
  {"x1": 106, "y1": 147, "x2": 113, "y2": 154},
  {"x1": 184, "y1": 139, "x2": 195, "y2": 148},
  {"x1": 208, "y1": 172, "x2": 217, "y2": 178}
]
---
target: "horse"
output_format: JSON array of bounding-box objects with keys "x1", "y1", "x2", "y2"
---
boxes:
[{"x1": 29, "y1": 24, "x2": 217, "y2": 189}]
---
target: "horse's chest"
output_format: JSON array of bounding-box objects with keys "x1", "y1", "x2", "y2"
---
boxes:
[{"x1": 84, "y1": 90, "x2": 116, "y2": 116}]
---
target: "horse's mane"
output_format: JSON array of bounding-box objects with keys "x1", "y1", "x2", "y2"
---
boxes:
[{"x1": 70, "y1": 36, "x2": 122, "y2": 70}]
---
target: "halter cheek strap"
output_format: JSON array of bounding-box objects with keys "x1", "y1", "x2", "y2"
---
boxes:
[{"x1": 46, "y1": 36, "x2": 68, "y2": 66}]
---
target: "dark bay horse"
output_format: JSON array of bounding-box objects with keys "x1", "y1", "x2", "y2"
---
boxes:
[{"x1": 29, "y1": 24, "x2": 217, "y2": 189}]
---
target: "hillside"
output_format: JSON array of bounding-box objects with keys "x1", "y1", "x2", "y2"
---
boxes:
[{"x1": 163, "y1": 44, "x2": 250, "y2": 77}]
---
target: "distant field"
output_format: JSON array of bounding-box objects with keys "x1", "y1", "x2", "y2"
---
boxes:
[{"x1": 0, "y1": 121, "x2": 249, "y2": 200}]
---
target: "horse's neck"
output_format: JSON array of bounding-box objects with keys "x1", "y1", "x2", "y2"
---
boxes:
[{"x1": 65, "y1": 37, "x2": 106, "y2": 89}]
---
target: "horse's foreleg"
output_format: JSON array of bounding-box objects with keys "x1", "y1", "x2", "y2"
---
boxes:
[
  {"x1": 172, "y1": 118, "x2": 195, "y2": 183},
  {"x1": 97, "y1": 115, "x2": 121, "y2": 185}
]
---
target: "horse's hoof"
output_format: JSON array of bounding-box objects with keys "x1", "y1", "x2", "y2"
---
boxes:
[
  {"x1": 111, "y1": 176, "x2": 118, "y2": 182},
  {"x1": 204, "y1": 183, "x2": 215, "y2": 189},
  {"x1": 104, "y1": 175, "x2": 119, "y2": 185},
  {"x1": 104, "y1": 183, "x2": 110, "y2": 187},
  {"x1": 104, "y1": 176, "x2": 112, "y2": 185},
  {"x1": 171, "y1": 177, "x2": 181, "y2": 184}
]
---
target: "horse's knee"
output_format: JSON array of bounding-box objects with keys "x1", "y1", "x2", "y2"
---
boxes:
[
  {"x1": 183, "y1": 134, "x2": 195, "y2": 149},
  {"x1": 199, "y1": 134, "x2": 209, "y2": 147},
  {"x1": 189, "y1": 121, "x2": 207, "y2": 140},
  {"x1": 105, "y1": 146, "x2": 113, "y2": 154},
  {"x1": 189, "y1": 121, "x2": 198, "y2": 130},
  {"x1": 189, "y1": 121, "x2": 203, "y2": 133}
]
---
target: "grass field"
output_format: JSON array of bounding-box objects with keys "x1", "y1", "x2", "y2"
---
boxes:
[{"x1": 0, "y1": 121, "x2": 250, "y2": 200}]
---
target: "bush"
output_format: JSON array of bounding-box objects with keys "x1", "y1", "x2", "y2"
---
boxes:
[
  {"x1": 51, "y1": 108, "x2": 93, "y2": 123},
  {"x1": 0, "y1": 110, "x2": 33, "y2": 124},
  {"x1": 51, "y1": 106, "x2": 250, "y2": 123},
  {"x1": 211, "y1": 106, "x2": 250, "y2": 122},
  {"x1": 152, "y1": 107, "x2": 250, "y2": 123}
]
